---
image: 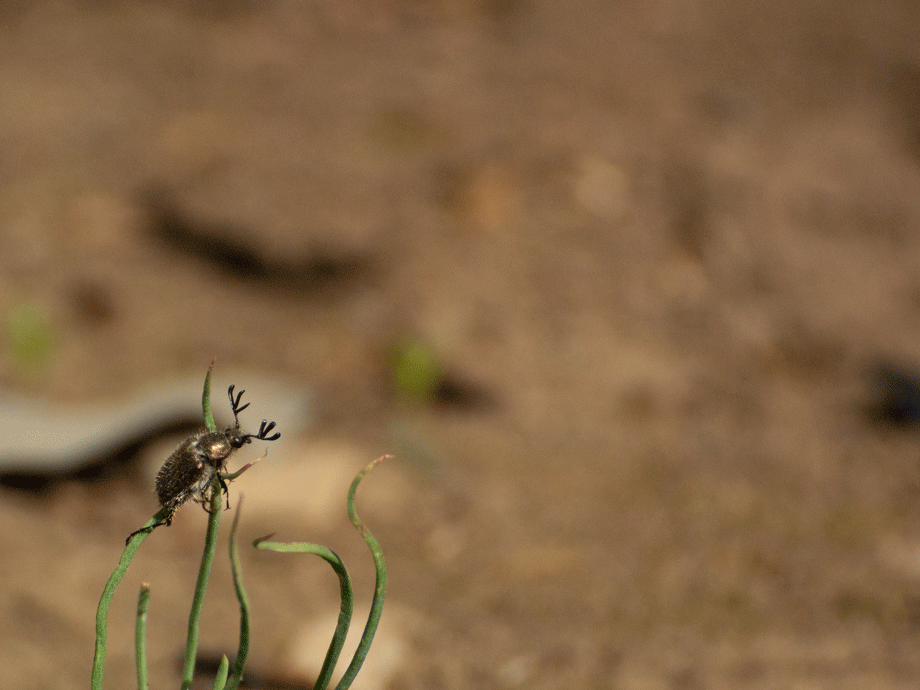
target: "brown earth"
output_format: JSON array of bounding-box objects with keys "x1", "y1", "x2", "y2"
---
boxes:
[{"x1": 4, "y1": 1, "x2": 920, "y2": 688}]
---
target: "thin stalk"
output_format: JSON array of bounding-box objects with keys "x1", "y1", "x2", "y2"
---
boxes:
[
  {"x1": 92, "y1": 515, "x2": 158, "y2": 690},
  {"x1": 224, "y1": 497, "x2": 251, "y2": 690},
  {"x1": 202, "y1": 359, "x2": 216, "y2": 432},
  {"x1": 135, "y1": 584, "x2": 150, "y2": 690},
  {"x1": 180, "y1": 476, "x2": 223, "y2": 690},
  {"x1": 253, "y1": 539, "x2": 353, "y2": 690},
  {"x1": 334, "y1": 455, "x2": 389, "y2": 690},
  {"x1": 254, "y1": 455, "x2": 389, "y2": 690}
]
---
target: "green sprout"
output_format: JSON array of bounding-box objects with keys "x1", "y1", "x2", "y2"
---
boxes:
[{"x1": 91, "y1": 363, "x2": 389, "y2": 690}]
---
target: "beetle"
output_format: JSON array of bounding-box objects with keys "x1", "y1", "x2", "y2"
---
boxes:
[{"x1": 127, "y1": 384, "x2": 280, "y2": 543}]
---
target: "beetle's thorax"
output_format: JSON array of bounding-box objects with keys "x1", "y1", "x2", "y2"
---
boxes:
[{"x1": 197, "y1": 430, "x2": 234, "y2": 462}]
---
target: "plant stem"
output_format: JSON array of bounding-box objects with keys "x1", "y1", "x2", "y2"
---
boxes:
[
  {"x1": 334, "y1": 456, "x2": 389, "y2": 690},
  {"x1": 253, "y1": 455, "x2": 389, "y2": 690},
  {"x1": 202, "y1": 359, "x2": 216, "y2": 432},
  {"x1": 135, "y1": 584, "x2": 150, "y2": 690},
  {"x1": 180, "y1": 476, "x2": 223, "y2": 690},
  {"x1": 224, "y1": 497, "x2": 251, "y2": 690},
  {"x1": 253, "y1": 538, "x2": 353, "y2": 690},
  {"x1": 92, "y1": 524, "x2": 154, "y2": 690}
]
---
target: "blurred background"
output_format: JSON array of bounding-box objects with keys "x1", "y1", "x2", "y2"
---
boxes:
[{"x1": 4, "y1": 1, "x2": 920, "y2": 687}]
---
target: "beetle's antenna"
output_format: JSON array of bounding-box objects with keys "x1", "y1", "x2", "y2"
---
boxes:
[
  {"x1": 239, "y1": 419, "x2": 281, "y2": 444},
  {"x1": 229, "y1": 385, "x2": 280, "y2": 443},
  {"x1": 228, "y1": 385, "x2": 250, "y2": 427},
  {"x1": 255, "y1": 419, "x2": 281, "y2": 442}
]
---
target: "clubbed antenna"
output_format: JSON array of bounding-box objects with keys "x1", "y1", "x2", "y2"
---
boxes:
[
  {"x1": 252, "y1": 419, "x2": 280, "y2": 442},
  {"x1": 228, "y1": 385, "x2": 281, "y2": 443},
  {"x1": 228, "y1": 385, "x2": 250, "y2": 427}
]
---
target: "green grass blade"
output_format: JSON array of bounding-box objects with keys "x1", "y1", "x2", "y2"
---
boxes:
[
  {"x1": 334, "y1": 455, "x2": 389, "y2": 690},
  {"x1": 180, "y1": 477, "x2": 223, "y2": 690},
  {"x1": 202, "y1": 359, "x2": 216, "y2": 432},
  {"x1": 254, "y1": 455, "x2": 389, "y2": 690},
  {"x1": 253, "y1": 539, "x2": 353, "y2": 690},
  {"x1": 135, "y1": 583, "x2": 150, "y2": 690},
  {"x1": 224, "y1": 497, "x2": 251, "y2": 690},
  {"x1": 92, "y1": 516, "x2": 157, "y2": 690}
]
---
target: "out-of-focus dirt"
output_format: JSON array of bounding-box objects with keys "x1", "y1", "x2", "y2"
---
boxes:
[{"x1": 5, "y1": 1, "x2": 920, "y2": 688}]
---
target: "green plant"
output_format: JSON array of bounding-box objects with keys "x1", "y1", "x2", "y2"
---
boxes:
[{"x1": 91, "y1": 362, "x2": 388, "y2": 690}]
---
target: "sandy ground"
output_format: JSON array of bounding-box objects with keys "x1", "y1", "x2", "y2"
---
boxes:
[{"x1": 5, "y1": 1, "x2": 920, "y2": 688}]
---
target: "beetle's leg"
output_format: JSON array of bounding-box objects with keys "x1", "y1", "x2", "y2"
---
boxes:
[
  {"x1": 218, "y1": 473, "x2": 230, "y2": 511},
  {"x1": 125, "y1": 506, "x2": 177, "y2": 544}
]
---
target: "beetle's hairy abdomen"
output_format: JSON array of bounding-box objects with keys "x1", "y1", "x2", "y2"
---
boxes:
[{"x1": 155, "y1": 436, "x2": 204, "y2": 511}]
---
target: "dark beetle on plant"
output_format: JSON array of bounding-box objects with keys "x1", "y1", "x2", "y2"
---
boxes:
[{"x1": 127, "y1": 385, "x2": 280, "y2": 543}]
